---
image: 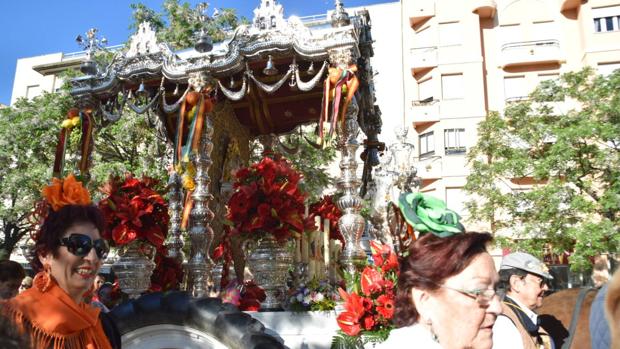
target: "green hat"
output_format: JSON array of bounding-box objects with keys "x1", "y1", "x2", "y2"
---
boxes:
[{"x1": 398, "y1": 192, "x2": 465, "y2": 238}]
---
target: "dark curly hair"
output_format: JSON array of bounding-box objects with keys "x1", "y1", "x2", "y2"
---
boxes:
[
  {"x1": 393, "y1": 232, "x2": 493, "y2": 327},
  {"x1": 31, "y1": 204, "x2": 105, "y2": 271}
]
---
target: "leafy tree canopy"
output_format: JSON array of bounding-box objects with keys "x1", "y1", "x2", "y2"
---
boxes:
[
  {"x1": 465, "y1": 68, "x2": 620, "y2": 270},
  {"x1": 130, "y1": 0, "x2": 249, "y2": 50}
]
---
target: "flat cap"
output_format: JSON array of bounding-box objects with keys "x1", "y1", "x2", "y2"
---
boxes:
[{"x1": 500, "y1": 252, "x2": 553, "y2": 279}]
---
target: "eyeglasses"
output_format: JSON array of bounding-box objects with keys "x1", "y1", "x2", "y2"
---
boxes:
[
  {"x1": 439, "y1": 284, "x2": 500, "y2": 306},
  {"x1": 59, "y1": 234, "x2": 109, "y2": 260},
  {"x1": 523, "y1": 275, "x2": 547, "y2": 288}
]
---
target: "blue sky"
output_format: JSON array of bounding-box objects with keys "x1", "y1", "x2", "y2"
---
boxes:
[{"x1": 0, "y1": 0, "x2": 391, "y2": 105}]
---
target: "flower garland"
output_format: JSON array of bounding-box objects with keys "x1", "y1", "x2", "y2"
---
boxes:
[
  {"x1": 226, "y1": 155, "x2": 307, "y2": 242},
  {"x1": 333, "y1": 241, "x2": 399, "y2": 346},
  {"x1": 99, "y1": 174, "x2": 169, "y2": 247}
]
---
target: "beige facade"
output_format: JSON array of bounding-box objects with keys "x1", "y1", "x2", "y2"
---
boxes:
[
  {"x1": 10, "y1": 52, "x2": 83, "y2": 105},
  {"x1": 402, "y1": 0, "x2": 620, "y2": 229}
]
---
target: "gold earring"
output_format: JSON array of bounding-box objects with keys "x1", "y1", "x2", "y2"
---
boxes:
[{"x1": 33, "y1": 263, "x2": 52, "y2": 293}]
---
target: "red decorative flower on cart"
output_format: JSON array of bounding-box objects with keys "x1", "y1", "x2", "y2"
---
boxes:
[
  {"x1": 335, "y1": 241, "x2": 399, "y2": 341},
  {"x1": 99, "y1": 174, "x2": 169, "y2": 248},
  {"x1": 226, "y1": 155, "x2": 308, "y2": 242}
]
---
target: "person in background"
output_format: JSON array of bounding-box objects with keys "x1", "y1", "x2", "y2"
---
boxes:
[
  {"x1": 94, "y1": 274, "x2": 105, "y2": 291},
  {"x1": 0, "y1": 260, "x2": 26, "y2": 300},
  {"x1": 492, "y1": 252, "x2": 554, "y2": 349},
  {"x1": 590, "y1": 282, "x2": 611, "y2": 349},
  {"x1": 19, "y1": 276, "x2": 33, "y2": 293},
  {"x1": 378, "y1": 193, "x2": 502, "y2": 349},
  {"x1": 606, "y1": 268, "x2": 620, "y2": 349},
  {"x1": 2, "y1": 174, "x2": 120, "y2": 349},
  {"x1": 0, "y1": 304, "x2": 31, "y2": 349},
  {"x1": 91, "y1": 283, "x2": 114, "y2": 313}
]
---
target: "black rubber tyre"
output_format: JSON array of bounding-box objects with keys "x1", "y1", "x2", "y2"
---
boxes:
[{"x1": 110, "y1": 291, "x2": 285, "y2": 349}]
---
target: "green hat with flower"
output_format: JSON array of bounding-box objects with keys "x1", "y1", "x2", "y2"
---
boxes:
[{"x1": 398, "y1": 192, "x2": 465, "y2": 238}]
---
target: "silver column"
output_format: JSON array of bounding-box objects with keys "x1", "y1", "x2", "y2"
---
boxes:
[
  {"x1": 187, "y1": 114, "x2": 215, "y2": 297},
  {"x1": 336, "y1": 96, "x2": 367, "y2": 286},
  {"x1": 165, "y1": 172, "x2": 184, "y2": 263}
]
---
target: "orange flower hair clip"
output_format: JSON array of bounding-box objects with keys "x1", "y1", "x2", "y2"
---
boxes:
[{"x1": 42, "y1": 174, "x2": 91, "y2": 211}]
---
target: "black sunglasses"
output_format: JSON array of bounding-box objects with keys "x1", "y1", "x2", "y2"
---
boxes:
[{"x1": 59, "y1": 234, "x2": 109, "y2": 259}]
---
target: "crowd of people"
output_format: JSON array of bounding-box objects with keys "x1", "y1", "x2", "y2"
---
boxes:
[{"x1": 0, "y1": 177, "x2": 619, "y2": 349}]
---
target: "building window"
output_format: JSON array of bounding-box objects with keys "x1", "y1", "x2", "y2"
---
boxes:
[
  {"x1": 444, "y1": 128, "x2": 466, "y2": 154},
  {"x1": 26, "y1": 85, "x2": 41, "y2": 99},
  {"x1": 538, "y1": 73, "x2": 559, "y2": 83},
  {"x1": 419, "y1": 132, "x2": 435, "y2": 157},
  {"x1": 441, "y1": 74, "x2": 464, "y2": 100},
  {"x1": 439, "y1": 22, "x2": 461, "y2": 46},
  {"x1": 598, "y1": 62, "x2": 620, "y2": 76},
  {"x1": 499, "y1": 24, "x2": 522, "y2": 46},
  {"x1": 415, "y1": 26, "x2": 434, "y2": 48},
  {"x1": 418, "y1": 78, "x2": 434, "y2": 102},
  {"x1": 533, "y1": 21, "x2": 557, "y2": 40},
  {"x1": 504, "y1": 76, "x2": 527, "y2": 102},
  {"x1": 593, "y1": 6, "x2": 620, "y2": 32}
]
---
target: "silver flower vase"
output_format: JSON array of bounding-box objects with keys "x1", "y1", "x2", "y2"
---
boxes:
[
  {"x1": 246, "y1": 234, "x2": 292, "y2": 310},
  {"x1": 112, "y1": 241, "x2": 156, "y2": 299}
]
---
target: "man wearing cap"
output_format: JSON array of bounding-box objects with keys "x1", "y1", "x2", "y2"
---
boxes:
[{"x1": 492, "y1": 252, "x2": 554, "y2": 349}]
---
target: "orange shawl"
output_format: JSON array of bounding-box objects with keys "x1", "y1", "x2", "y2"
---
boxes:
[{"x1": 3, "y1": 280, "x2": 112, "y2": 349}]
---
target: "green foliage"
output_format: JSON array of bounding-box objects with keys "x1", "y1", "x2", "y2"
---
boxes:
[
  {"x1": 330, "y1": 329, "x2": 391, "y2": 349},
  {"x1": 284, "y1": 130, "x2": 337, "y2": 202},
  {"x1": 465, "y1": 68, "x2": 620, "y2": 270},
  {"x1": 130, "y1": 0, "x2": 248, "y2": 49},
  {"x1": 331, "y1": 331, "x2": 364, "y2": 349},
  {"x1": 0, "y1": 91, "x2": 74, "y2": 258}
]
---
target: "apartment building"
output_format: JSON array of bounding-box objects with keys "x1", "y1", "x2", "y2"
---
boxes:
[{"x1": 402, "y1": 0, "x2": 620, "y2": 230}]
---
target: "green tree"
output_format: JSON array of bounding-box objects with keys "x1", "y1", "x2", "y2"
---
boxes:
[
  {"x1": 130, "y1": 0, "x2": 248, "y2": 50},
  {"x1": 465, "y1": 68, "x2": 620, "y2": 270},
  {"x1": 0, "y1": 92, "x2": 73, "y2": 259}
]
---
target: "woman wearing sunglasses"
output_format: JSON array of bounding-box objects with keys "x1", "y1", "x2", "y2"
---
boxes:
[
  {"x1": 2, "y1": 174, "x2": 119, "y2": 349},
  {"x1": 377, "y1": 193, "x2": 502, "y2": 349}
]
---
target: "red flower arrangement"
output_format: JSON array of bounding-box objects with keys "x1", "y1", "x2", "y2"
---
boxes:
[
  {"x1": 220, "y1": 280, "x2": 267, "y2": 311},
  {"x1": 99, "y1": 174, "x2": 169, "y2": 247},
  {"x1": 227, "y1": 155, "x2": 307, "y2": 242},
  {"x1": 310, "y1": 195, "x2": 344, "y2": 243},
  {"x1": 335, "y1": 241, "x2": 399, "y2": 345}
]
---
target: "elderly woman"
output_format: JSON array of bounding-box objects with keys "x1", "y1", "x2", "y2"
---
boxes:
[
  {"x1": 378, "y1": 193, "x2": 502, "y2": 349},
  {"x1": 2, "y1": 175, "x2": 119, "y2": 349}
]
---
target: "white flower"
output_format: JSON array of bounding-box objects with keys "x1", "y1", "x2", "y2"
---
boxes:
[
  {"x1": 314, "y1": 293, "x2": 324, "y2": 302},
  {"x1": 296, "y1": 293, "x2": 304, "y2": 302}
]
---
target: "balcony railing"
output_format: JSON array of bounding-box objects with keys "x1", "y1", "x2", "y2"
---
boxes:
[
  {"x1": 500, "y1": 40, "x2": 564, "y2": 69},
  {"x1": 559, "y1": 0, "x2": 581, "y2": 12},
  {"x1": 411, "y1": 99, "x2": 440, "y2": 128},
  {"x1": 417, "y1": 155, "x2": 442, "y2": 181},
  {"x1": 472, "y1": 0, "x2": 497, "y2": 18},
  {"x1": 410, "y1": 46, "x2": 438, "y2": 73},
  {"x1": 409, "y1": 1, "x2": 435, "y2": 26}
]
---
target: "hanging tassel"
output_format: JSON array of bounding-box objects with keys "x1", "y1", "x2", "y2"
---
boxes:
[
  {"x1": 52, "y1": 109, "x2": 80, "y2": 178},
  {"x1": 78, "y1": 110, "x2": 94, "y2": 180}
]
